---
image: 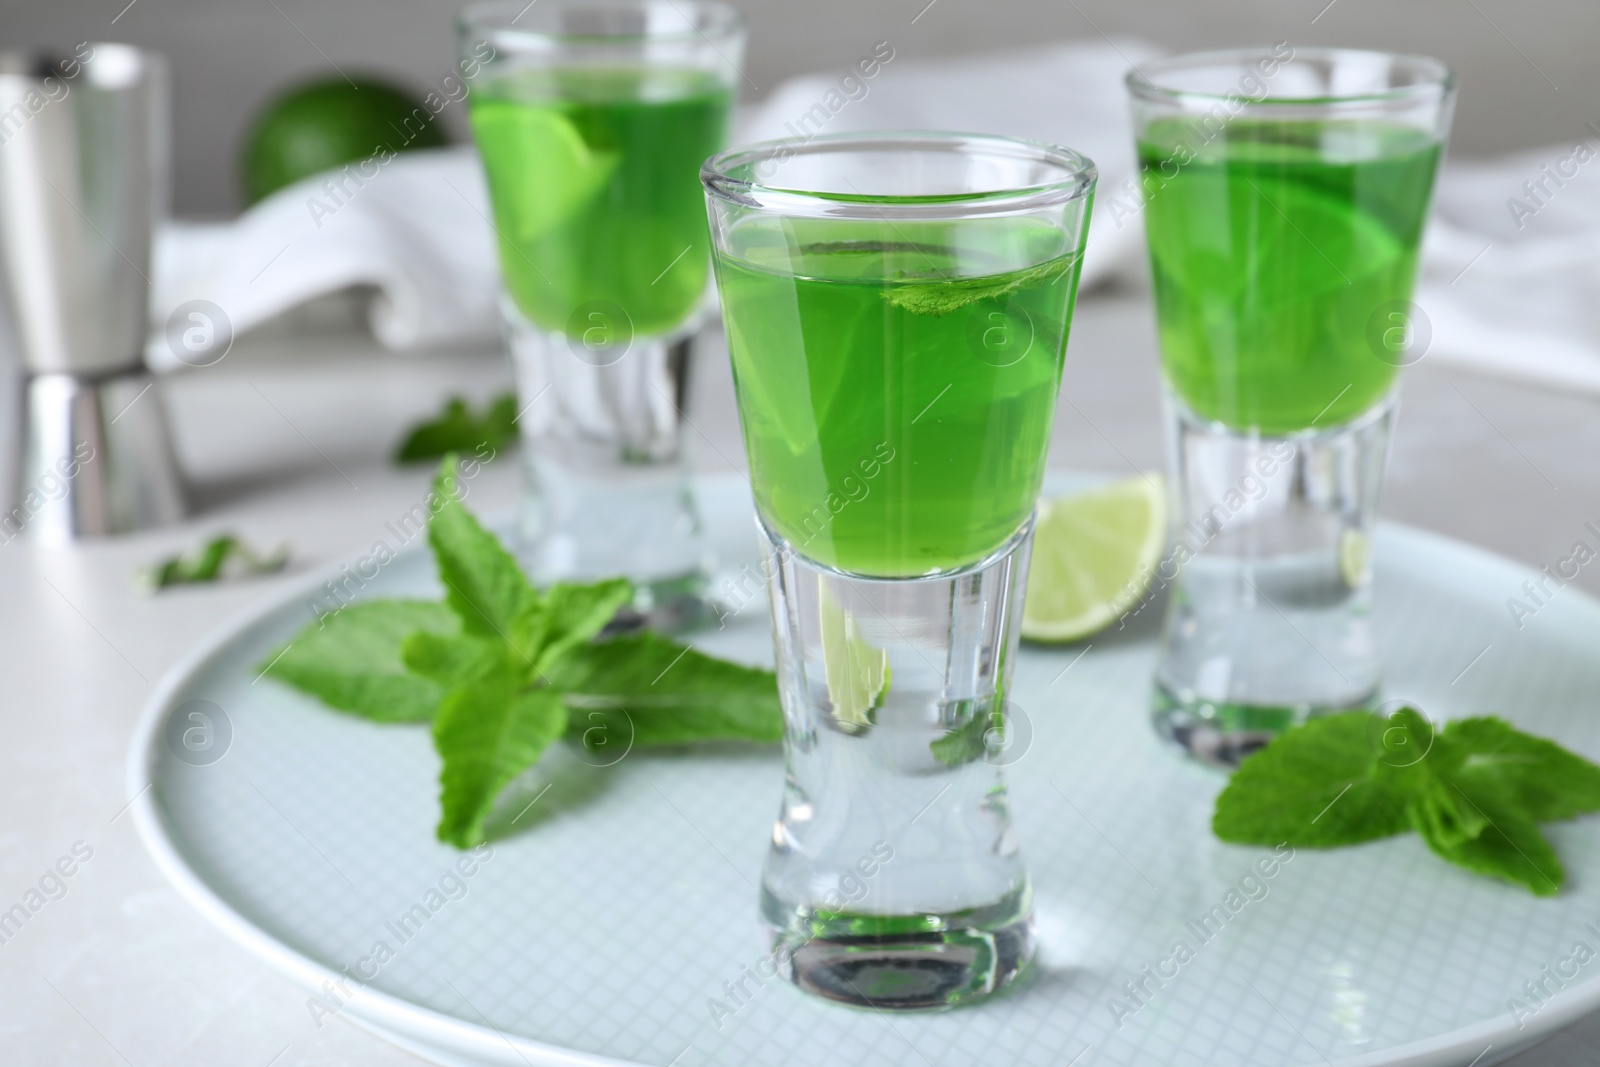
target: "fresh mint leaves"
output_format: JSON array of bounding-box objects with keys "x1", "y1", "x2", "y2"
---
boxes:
[
  {"x1": 267, "y1": 600, "x2": 456, "y2": 723},
  {"x1": 1214, "y1": 708, "x2": 1600, "y2": 896},
  {"x1": 547, "y1": 632, "x2": 784, "y2": 749},
  {"x1": 394, "y1": 394, "x2": 518, "y2": 464},
  {"x1": 261, "y1": 459, "x2": 782, "y2": 848}
]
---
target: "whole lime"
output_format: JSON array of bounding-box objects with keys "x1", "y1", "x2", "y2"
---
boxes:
[{"x1": 240, "y1": 78, "x2": 449, "y2": 204}]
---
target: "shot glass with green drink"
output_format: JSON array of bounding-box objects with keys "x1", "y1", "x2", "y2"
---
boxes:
[
  {"x1": 1126, "y1": 48, "x2": 1455, "y2": 765},
  {"x1": 703, "y1": 133, "x2": 1096, "y2": 1008},
  {"x1": 457, "y1": 1, "x2": 742, "y2": 623}
]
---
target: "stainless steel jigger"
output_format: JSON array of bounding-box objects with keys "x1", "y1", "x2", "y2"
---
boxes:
[{"x1": 0, "y1": 44, "x2": 184, "y2": 543}]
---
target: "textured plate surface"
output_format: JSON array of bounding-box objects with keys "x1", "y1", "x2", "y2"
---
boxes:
[{"x1": 131, "y1": 474, "x2": 1600, "y2": 1067}]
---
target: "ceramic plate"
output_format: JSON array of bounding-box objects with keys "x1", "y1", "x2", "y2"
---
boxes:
[{"x1": 131, "y1": 474, "x2": 1600, "y2": 1067}]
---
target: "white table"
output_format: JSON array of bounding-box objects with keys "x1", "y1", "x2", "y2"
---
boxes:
[{"x1": 3, "y1": 293, "x2": 1598, "y2": 1066}]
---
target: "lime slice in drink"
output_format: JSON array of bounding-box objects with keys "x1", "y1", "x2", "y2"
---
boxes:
[
  {"x1": 820, "y1": 588, "x2": 890, "y2": 729},
  {"x1": 469, "y1": 101, "x2": 618, "y2": 244},
  {"x1": 1021, "y1": 475, "x2": 1167, "y2": 643}
]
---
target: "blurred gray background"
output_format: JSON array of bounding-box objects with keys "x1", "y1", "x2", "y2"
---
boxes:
[{"x1": 1, "y1": 0, "x2": 1594, "y2": 216}]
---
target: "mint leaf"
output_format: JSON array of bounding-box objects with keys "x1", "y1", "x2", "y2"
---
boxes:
[
  {"x1": 883, "y1": 255, "x2": 1077, "y2": 317},
  {"x1": 1444, "y1": 717, "x2": 1600, "y2": 822},
  {"x1": 395, "y1": 394, "x2": 517, "y2": 464},
  {"x1": 1215, "y1": 707, "x2": 1599, "y2": 895},
  {"x1": 433, "y1": 670, "x2": 568, "y2": 847},
  {"x1": 1412, "y1": 776, "x2": 1564, "y2": 897},
  {"x1": 1406, "y1": 773, "x2": 1491, "y2": 849},
  {"x1": 261, "y1": 600, "x2": 456, "y2": 723},
  {"x1": 931, "y1": 709, "x2": 1000, "y2": 767},
  {"x1": 525, "y1": 578, "x2": 634, "y2": 675},
  {"x1": 143, "y1": 533, "x2": 287, "y2": 590},
  {"x1": 548, "y1": 632, "x2": 783, "y2": 748},
  {"x1": 401, "y1": 631, "x2": 501, "y2": 687},
  {"x1": 1213, "y1": 711, "x2": 1413, "y2": 847},
  {"x1": 429, "y1": 461, "x2": 539, "y2": 641}
]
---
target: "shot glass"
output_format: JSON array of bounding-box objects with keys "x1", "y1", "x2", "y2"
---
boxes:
[
  {"x1": 703, "y1": 133, "x2": 1096, "y2": 1008},
  {"x1": 458, "y1": 0, "x2": 743, "y2": 625},
  {"x1": 1126, "y1": 47, "x2": 1455, "y2": 764}
]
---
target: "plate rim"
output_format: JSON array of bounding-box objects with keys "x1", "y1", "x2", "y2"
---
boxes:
[{"x1": 125, "y1": 492, "x2": 1600, "y2": 1067}]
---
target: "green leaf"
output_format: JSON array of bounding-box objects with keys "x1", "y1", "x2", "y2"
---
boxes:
[
  {"x1": 931, "y1": 708, "x2": 999, "y2": 767},
  {"x1": 395, "y1": 393, "x2": 517, "y2": 464},
  {"x1": 401, "y1": 631, "x2": 502, "y2": 687},
  {"x1": 429, "y1": 460, "x2": 539, "y2": 642},
  {"x1": 883, "y1": 254, "x2": 1077, "y2": 316},
  {"x1": 1412, "y1": 776, "x2": 1564, "y2": 896},
  {"x1": 547, "y1": 632, "x2": 783, "y2": 748},
  {"x1": 260, "y1": 599, "x2": 456, "y2": 723},
  {"x1": 142, "y1": 533, "x2": 288, "y2": 591},
  {"x1": 1213, "y1": 711, "x2": 1414, "y2": 847},
  {"x1": 433, "y1": 671, "x2": 568, "y2": 847},
  {"x1": 1406, "y1": 773, "x2": 1490, "y2": 849},
  {"x1": 523, "y1": 578, "x2": 634, "y2": 675},
  {"x1": 1444, "y1": 717, "x2": 1600, "y2": 823}
]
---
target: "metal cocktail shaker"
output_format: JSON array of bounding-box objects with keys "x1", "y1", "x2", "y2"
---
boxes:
[{"x1": 0, "y1": 43, "x2": 185, "y2": 542}]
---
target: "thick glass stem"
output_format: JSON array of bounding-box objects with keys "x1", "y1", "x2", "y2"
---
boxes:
[
  {"x1": 504, "y1": 299, "x2": 710, "y2": 625},
  {"x1": 758, "y1": 518, "x2": 1036, "y2": 1009},
  {"x1": 1153, "y1": 393, "x2": 1393, "y2": 766}
]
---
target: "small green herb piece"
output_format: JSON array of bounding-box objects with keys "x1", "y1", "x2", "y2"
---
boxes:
[
  {"x1": 394, "y1": 394, "x2": 518, "y2": 464},
  {"x1": 263, "y1": 600, "x2": 457, "y2": 723},
  {"x1": 883, "y1": 255, "x2": 1077, "y2": 317},
  {"x1": 930, "y1": 708, "x2": 1002, "y2": 767},
  {"x1": 142, "y1": 534, "x2": 288, "y2": 590},
  {"x1": 1214, "y1": 708, "x2": 1600, "y2": 896},
  {"x1": 259, "y1": 457, "x2": 784, "y2": 849}
]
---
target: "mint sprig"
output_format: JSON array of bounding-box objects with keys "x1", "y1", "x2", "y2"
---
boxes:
[
  {"x1": 1214, "y1": 708, "x2": 1600, "y2": 896},
  {"x1": 394, "y1": 394, "x2": 518, "y2": 464},
  {"x1": 261, "y1": 459, "x2": 782, "y2": 847}
]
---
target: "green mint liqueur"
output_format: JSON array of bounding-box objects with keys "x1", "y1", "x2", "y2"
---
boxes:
[
  {"x1": 1139, "y1": 118, "x2": 1441, "y2": 433},
  {"x1": 715, "y1": 217, "x2": 1083, "y2": 577},
  {"x1": 470, "y1": 67, "x2": 731, "y2": 338}
]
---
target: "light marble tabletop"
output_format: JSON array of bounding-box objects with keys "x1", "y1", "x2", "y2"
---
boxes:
[{"x1": 3, "y1": 292, "x2": 1599, "y2": 1066}]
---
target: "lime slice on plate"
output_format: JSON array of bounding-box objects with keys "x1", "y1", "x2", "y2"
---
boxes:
[{"x1": 1022, "y1": 475, "x2": 1168, "y2": 643}]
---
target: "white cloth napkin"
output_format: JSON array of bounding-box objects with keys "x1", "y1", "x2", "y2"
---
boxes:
[
  {"x1": 733, "y1": 38, "x2": 1159, "y2": 290},
  {"x1": 148, "y1": 147, "x2": 501, "y2": 372},
  {"x1": 1415, "y1": 142, "x2": 1600, "y2": 392},
  {"x1": 147, "y1": 43, "x2": 1600, "y2": 395}
]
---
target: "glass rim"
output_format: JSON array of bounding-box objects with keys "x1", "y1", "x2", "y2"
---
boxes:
[
  {"x1": 701, "y1": 131, "x2": 1097, "y2": 217},
  {"x1": 1126, "y1": 46, "x2": 1456, "y2": 107},
  {"x1": 457, "y1": 0, "x2": 743, "y2": 46}
]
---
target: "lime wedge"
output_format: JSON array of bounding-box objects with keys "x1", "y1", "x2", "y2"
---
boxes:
[
  {"x1": 1021, "y1": 476, "x2": 1168, "y2": 643},
  {"x1": 470, "y1": 101, "x2": 618, "y2": 243},
  {"x1": 820, "y1": 588, "x2": 890, "y2": 729}
]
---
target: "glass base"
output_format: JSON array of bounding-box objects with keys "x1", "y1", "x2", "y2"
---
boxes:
[
  {"x1": 762, "y1": 884, "x2": 1034, "y2": 1010},
  {"x1": 1151, "y1": 683, "x2": 1379, "y2": 769}
]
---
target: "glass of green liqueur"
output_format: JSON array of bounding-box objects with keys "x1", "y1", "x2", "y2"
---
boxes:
[
  {"x1": 703, "y1": 134, "x2": 1096, "y2": 1009},
  {"x1": 457, "y1": 1, "x2": 741, "y2": 623},
  {"x1": 1126, "y1": 49, "x2": 1455, "y2": 765}
]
